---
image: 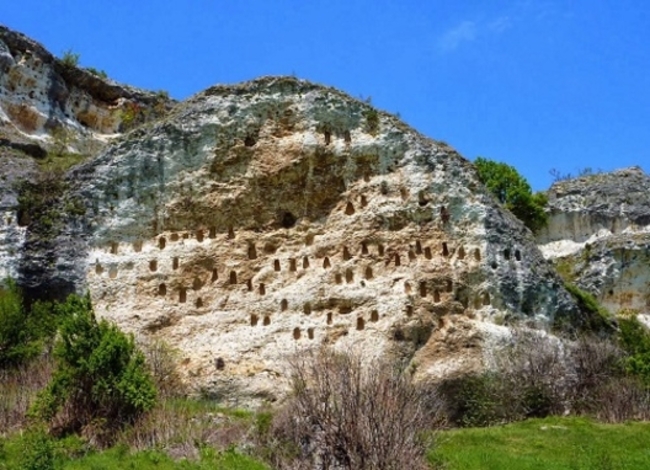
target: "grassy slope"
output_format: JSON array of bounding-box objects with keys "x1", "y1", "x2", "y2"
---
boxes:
[
  {"x1": 430, "y1": 417, "x2": 650, "y2": 470},
  {"x1": 0, "y1": 434, "x2": 268, "y2": 470},
  {"x1": 62, "y1": 449, "x2": 268, "y2": 470},
  {"x1": 3, "y1": 413, "x2": 650, "y2": 469}
]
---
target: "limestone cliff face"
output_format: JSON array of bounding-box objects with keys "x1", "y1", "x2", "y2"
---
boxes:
[
  {"x1": 0, "y1": 26, "x2": 590, "y2": 405},
  {"x1": 0, "y1": 25, "x2": 172, "y2": 299},
  {"x1": 54, "y1": 77, "x2": 580, "y2": 403},
  {"x1": 537, "y1": 167, "x2": 650, "y2": 317},
  {"x1": 0, "y1": 25, "x2": 171, "y2": 151}
]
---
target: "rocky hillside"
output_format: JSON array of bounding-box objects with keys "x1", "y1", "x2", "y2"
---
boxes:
[
  {"x1": 537, "y1": 167, "x2": 650, "y2": 321},
  {"x1": 0, "y1": 26, "x2": 605, "y2": 404},
  {"x1": 0, "y1": 25, "x2": 173, "y2": 298},
  {"x1": 0, "y1": 25, "x2": 172, "y2": 151},
  {"x1": 49, "y1": 76, "x2": 584, "y2": 402}
]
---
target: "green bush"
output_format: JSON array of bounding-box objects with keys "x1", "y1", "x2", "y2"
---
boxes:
[
  {"x1": 34, "y1": 295, "x2": 156, "y2": 442},
  {"x1": 120, "y1": 102, "x2": 142, "y2": 131},
  {"x1": 18, "y1": 429, "x2": 55, "y2": 470},
  {"x1": 60, "y1": 49, "x2": 80, "y2": 68},
  {"x1": 363, "y1": 107, "x2": 380, "y2": 135},
  {"x1": 0, "y1": 280, "x2": 53, "y2": 368},
  {"x1": 85, "y1": 67, "x2": 108, "y2": 79},
  {"x1": 440, "y1": 331, "x2": 569, "y2": 427},
  {"x1": 450, "y1": 373, "x2": 504, "y2": 427},
  {"x1": 474, "y1": 157, "x2": 548, "y2": 233},
  {"x1": 618, "y1": 316, "x2": 650, "y2": 386}
]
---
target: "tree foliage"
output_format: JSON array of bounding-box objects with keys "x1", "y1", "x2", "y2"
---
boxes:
[
  {"x1": 474, "y1": 157, "x2": 549, "y2": 233},
  {"x1": 34, "y1": 295, "x2": 156, "y2": 440},
  {"x1": 0, "y1": 280, "x2": 53, "y2": 368},
  {"x1": 618, "y1": 316, "x2": 650, "y2": 386}
]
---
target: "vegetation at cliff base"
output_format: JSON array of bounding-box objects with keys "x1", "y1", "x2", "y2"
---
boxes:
[
  {"x1": 474, "y1": 156, "x2": 549, "y2": 233},
  {"x1": 33, "y1": 294, "x2": 157, "y2": 444},
  {"x1": 619, "y1": 316, "x2": 650, "y2": 386},
  {"x1": 3, "y1": 279, "x2": 650, "y2": 469},
  {"x1": 0, "y1": 280, "x2": 55, "y2": 368}
]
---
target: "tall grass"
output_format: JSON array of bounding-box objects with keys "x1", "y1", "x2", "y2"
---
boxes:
[
  {"x1": 120, "y1": 399, "x2": 254, "y2": 460},
  {"x1": 0, "y1": 354, "x2": 54, "y2": 435}
]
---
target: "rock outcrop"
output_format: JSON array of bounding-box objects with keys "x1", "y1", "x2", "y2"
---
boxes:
[
  {"x1": 537, "y1": 167, "x2": 650, "y2": 317},
  {"x1": 56, "y1": 77, "x2": 581, "y2": 403},
  {"x1": 0, "y1": 25, "x2": 173, "y2": 298},
  {"x1": 0, "y1": 25, "x2": 172, "y2": 153},
  {"x1": 0, "y1": 26, "x2": 597, "y2": 405}
]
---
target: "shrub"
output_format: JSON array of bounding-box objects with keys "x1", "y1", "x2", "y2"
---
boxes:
[
  {"x1": 0, "y1": 280, "x2": 53, "y2": 368},
  {"x1": 85, "y1": 67, "x2": 107, "y2": 79},
  {"x1": 120, "y1": 102, "x2": 142, "y2": 131},
  {"x1": 474, "y1": 157, "x2": 548, "y2": 233},
  {"x1": 1, "y1": 356, "x2": 54, "y2": 435},
  {"x1": 34, "y1": 295, "x2": 156, "y2": 445},
  {"x1": 442, "y1": 330, "x2": 569, "y2": 427},
  {"x1": 587, "y1": 376, "x2": 650, "y2": 422},
  {"x1": 140, "y1": 340, "x2": 185, "y2": 399},
  {"x1": 0, "y1": 279, "x2": 35, "y2": 368},
  {"x1": 60, "y1": 49, "x2": 80, "y2": 68},
  {"x1": 618, "y1": 316, "x2": 650, "y2": 385},
  {"x1": 262, "y1": 349, "x2": 434, "y2": 470},
  {"x1": 439, "y1": 328, "x2": 650, "y2": 426},
  {"x1": 363, "y1": 107, "x2": 380, "y2": 135},
  {"x1": 155, "y1": 90, "x2": 170, "y2": 100},
  {"x1": 568, "y1": 335, "x2": 625, "y2": 412},
  {"x1": 18, "y1": 428, "x2": 55, "y2": 470}
]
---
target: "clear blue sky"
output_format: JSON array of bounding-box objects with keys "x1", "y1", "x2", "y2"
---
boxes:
[{"x1": 2, "y1": 1, "x2": 648, "y2": 190}]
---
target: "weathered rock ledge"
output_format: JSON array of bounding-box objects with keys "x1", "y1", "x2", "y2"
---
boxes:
[{"x1": 537, "y1": 167, "x2": 650, "y2": 317}]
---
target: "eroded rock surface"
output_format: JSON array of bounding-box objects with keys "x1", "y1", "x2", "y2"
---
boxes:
[
  {"x1": 0, "y1": 26, "x2": 596, "y2": 405},
  {"x1": 0, "y1": 25, "x2": 174, "y2": 300},
  {"x1": 55, "y1": 77, "x2": 581, "y2": 403},
  {"x1": 538, "y1": 167, "x2": 650, "y2": 316},
  {"x1": 0, "y1": 25, "x2": 172, "y2": 153}
]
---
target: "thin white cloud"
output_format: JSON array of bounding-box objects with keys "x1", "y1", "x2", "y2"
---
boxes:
[
  {"x1": 488, "y1": 16, "x2": 512, "y2": 33},
  {"x1": 437, "y1": 1, "x2": 559, "y2": 54},
  {"x1": 438, "y1": 21, "x2": 477, "y2": 52}
]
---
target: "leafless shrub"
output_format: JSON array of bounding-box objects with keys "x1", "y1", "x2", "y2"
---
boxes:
[
  {"x1": 567, "y1": 336, "x2": 650, "y2": 421},
  {"x1": 440, "y1": 330, "x2": 571, "y2": 426},
  {"x1": 0, "y1": 354, "x2": 54, "y2": 435},
  {"x1": 440, "y1": 330, "x2": 650, "y2": 427},
  {"x1": 566, "y1": 335, "x2": 625, "y2": 411},
  {"x1": 120, "y1": 399, "x2": 251, "y2": 458},
  {"x1": 589, "y1": 377, "x2": 650, "y2": 423},
  {"x1": 261, "y1": 348, "x2": 436, "y2": 470},
  {"x1": 497, "y1": 330, "x2": 571, "y2": 417},
  {"x1": 141, "y1": 339, "x2": 186, "y2": 399}
]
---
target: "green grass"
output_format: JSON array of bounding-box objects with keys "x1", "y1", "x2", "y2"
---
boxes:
[
  {"x1": 554, "y1": 257, "x2": 577, "y2": 284},
  {"x1": 37, "y1": 152, "x2": 88, "y2": 172},
  {"x1": 62, "y1": 447, "x2": 267, "y2": 470},
  {"x1": 429, "y1": 417, "x2": 650, "y2": 469},
  {"x1": 0, "y1": 432, "x2": 268, "y2": 470}
]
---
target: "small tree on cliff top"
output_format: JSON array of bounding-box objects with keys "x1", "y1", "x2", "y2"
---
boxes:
[{"x1": 474, "y1": 157, "x2": 548, "y2": 233}]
